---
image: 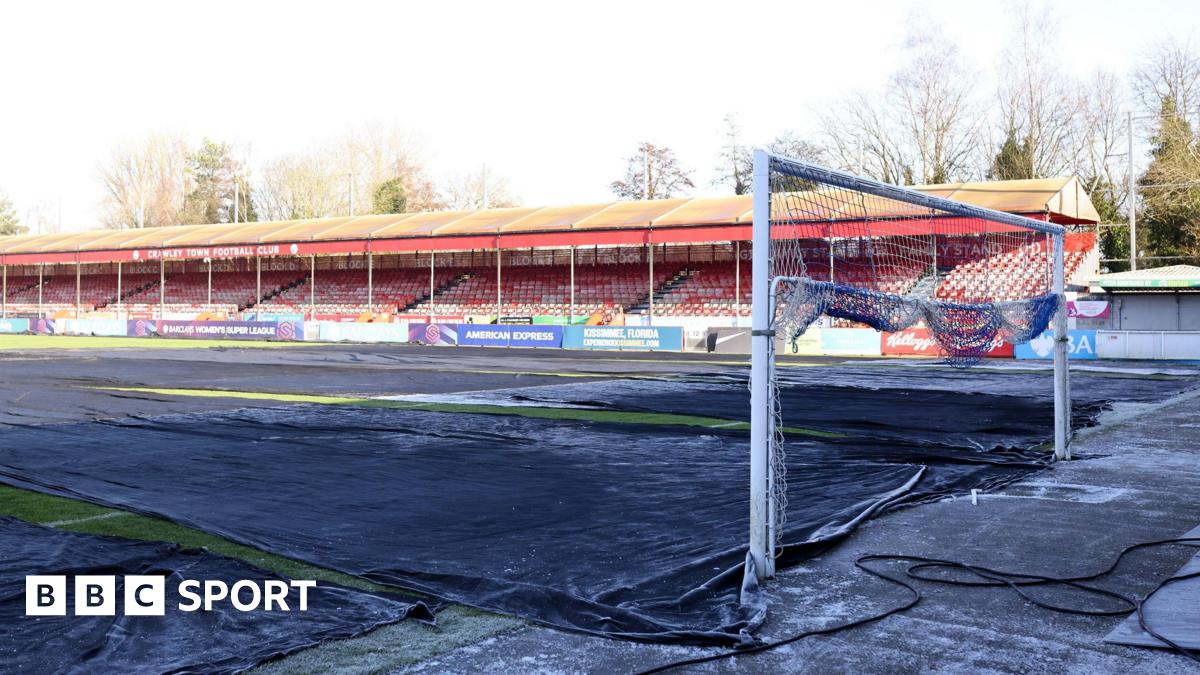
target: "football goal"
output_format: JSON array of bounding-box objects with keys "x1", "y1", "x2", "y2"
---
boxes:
[{"x1": 748, "y1": 149, "x2": 1071, "y2": 580}]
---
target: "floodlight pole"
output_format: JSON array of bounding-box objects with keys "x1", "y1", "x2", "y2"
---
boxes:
[
  {"x1": 569, "y1": 246, "x2": 576, "y2": 324},
  {"x1": 1052, "y1": 232, "x2": 1070, "y2": 460},
  {"x1": 116, "y1": 263, "x2": 122, "y2": 317},
  {"x1": 749, "y1": 149, "x2": 774, "y2": 582},
  {"x1": 38, "y1": 264, "x2": 43, "y2": 315},
  {"x1": 1127, "y1": 111, "x2": 1137, "y2": 271},
  {"x1": 429, "y1": 251, "x2": 435, "y2": 324},
  {"x1": 75, "y1": 260, "x2": 81, "y2": 319},
  {"x1": 367, "y1": 247, "x2": 374, "y2": 312}
]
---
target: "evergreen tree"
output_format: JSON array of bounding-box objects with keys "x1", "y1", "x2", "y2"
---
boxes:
[
  {"x1": 181, "y1": 139, "x2": 256, "y2": 224},
  {"x1": 0, "y1": 191, "x2": 24, "y2": 236},
  {"x1": 989, "y1": 128, "x2": 1034, "y2": 181},
  {"x1": 372, "y1": 177, "x2": 408, "y2": 214},
  {"x1": 1138, "y1": 96, "x2": 1200, "y2": 263}
]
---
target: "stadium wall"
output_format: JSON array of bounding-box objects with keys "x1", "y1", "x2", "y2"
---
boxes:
[{"x1": 12, "y1": 311, "x2": 1200, "y2": 360}]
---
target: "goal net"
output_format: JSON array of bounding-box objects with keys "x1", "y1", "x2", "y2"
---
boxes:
[{"x1": 747, "y1": 150, "x2": 1070, "y2": 580}]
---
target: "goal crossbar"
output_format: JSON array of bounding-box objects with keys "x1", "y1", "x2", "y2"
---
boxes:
[{"x1": 748, "y1": 149, "x2": 1071, "y2": 583}]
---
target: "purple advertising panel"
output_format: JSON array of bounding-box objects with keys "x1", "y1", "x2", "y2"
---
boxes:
[
  {"x1": 128, "y1": 319, "x2": 156, "y2": 337},
  {"x1": 408, "y1": 323, "x2": 458, "y2": 345},
  {"x1": 126, "y1": 320, "x2": 303, "y2": 341},
  {"x1": 32, "y1": 318, "x2": 56, "y2": 335}
]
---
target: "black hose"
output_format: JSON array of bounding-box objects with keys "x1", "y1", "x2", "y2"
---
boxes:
[{"x1": 638, "y1": 537, "x2": 1200, "y2": 673}]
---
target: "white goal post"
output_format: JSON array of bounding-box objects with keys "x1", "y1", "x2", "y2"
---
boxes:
[{"x1": 748, "y1": 149, "x2": 1071, "y2": 580}]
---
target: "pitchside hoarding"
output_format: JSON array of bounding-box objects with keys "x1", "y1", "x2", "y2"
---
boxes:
[
  {"x1": 0, "y1": 318, "x2": 30, "y2": 333},
  {"x1": 57, "y1": 319, "x2": 128, "y2": 337},
  {"x1": 1013, "y1": 329, "x2": 1098, "y2": 360},
  {"x1": 881, "y1": 328, "x2": 1015, "y2": 358},
  {"x1": 457, "y1": 325, "x2": 564, "y2": 348},
  {"x1": 1067, "y1": 300, "x2": 1110, "y2": 319},
  {"x1": 127, "y1": 320, "x2": 304, "y2": 341},
  {"x1": 819, "y1": 328, "x2": 882, "y2": 356},
  {"x1": 408, "y1": 323, "x2": 458, "y2": 345},
  {"x1": 562, "y1": 326, "x2": 683, "y2": 351},
  {"x1": 318, "y1": 322, "x2": 409, "y2": 343}
]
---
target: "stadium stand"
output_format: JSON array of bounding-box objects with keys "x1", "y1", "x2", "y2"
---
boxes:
[
  {"x1": 257, "y1": 267, "x2": 462, "y2": 315},
  {"x1": 405, "y1": 262, "x2": 688, "y2": 317},
  {"x1": 0, "y1": 233, "x2": 1099, "y2": 320},
  {"x1": 652, "y1": 261, "x2": 752, "y2": 317},
  {"x1": 935, "y1": 232, "x2": 1094, "y2": 303},
  {"x1": 0, "y1": 180, "x2": 1102, "y2": 321}
]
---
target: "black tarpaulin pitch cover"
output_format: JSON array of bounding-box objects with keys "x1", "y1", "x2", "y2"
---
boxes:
[
  {"x1": 0, "y1": 517, "x2": 432, "y2": 674},
  {"x1": 478, "y1": 378, "x2": 1108, "y2": 451},
  {"x1": 0, "y1": 402, "x2": 1050, "y2": 646}
]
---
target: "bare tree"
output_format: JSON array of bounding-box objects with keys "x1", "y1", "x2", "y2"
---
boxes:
[
  {"x1": 766, "y1": 131, "x2": 825, "y2": 165},
  {"x1": 818, "y1": 17, "x2": 981, "y2": 185},
  {"x1": 889, "y1": 21, "x2": 982, "y2": 183},
  {"x1": 712, "y1": 114, "x2": 753, "y2": 195},
  {"x1": 333, "y1": 122, "x2": 443, "y2": 214},
  {"x1": 818, "y1": 92, "x2": 911, "y2": 183},
  {"x1": 255, "y1": 150, "x2": 343, "y2": 220},
  {"x1": 255, "y1": 123, "x2": 444, "y2": 219},
  {"x1": 443, "y1": 166, "x2": 520, "y2": 210},
  {"x1": 97, "y1": 133, "x2": 190, "y2": 228},
  {"x1": 1134, "y1": 37, "x2": 1200, "y2": 119},
  {"x1": 611, "y1": 142, "x2": 694, "y2": 200},
  {"x1": 993, "y1": 2, "x2": 1081, "y2": 178},
  {"x1": 1072, "y1": 70, "x2": 1130, "y2": 221}
]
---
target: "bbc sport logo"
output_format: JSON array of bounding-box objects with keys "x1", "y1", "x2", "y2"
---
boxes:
[{"x1": 26, "y1": 575, "x2": 317, "y2": 616}]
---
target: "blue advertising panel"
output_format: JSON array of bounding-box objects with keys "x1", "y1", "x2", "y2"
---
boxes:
[
  {"x1": 457, "y1": 326, "x2": 513, "y2": 347},
  {"x1": 508, "y1": 325, "x2": 563, "y2": 348},
  {"x1": 453, "y1": 325, "x2": 565, "y2": 348},
  {"x1": 563, "y1": 326, "x2": 682, "y2": 351},
  {"x1": 0, "y1": 318, "x2": 30, "y2": 333},
  {"x1": 1014, "y1": 329, "x2": 1098, "y2": 360},
  {"x1": 819, "y1": 328, "x2": 883, "y2": 356}
]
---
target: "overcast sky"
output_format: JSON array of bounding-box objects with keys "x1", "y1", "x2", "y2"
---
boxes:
[{"x1": 1, "y1": 0, "x2": 1197, "y2": 232}]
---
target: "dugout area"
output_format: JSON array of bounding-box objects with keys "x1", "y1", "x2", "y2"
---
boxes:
[{"x1": 1, "y1": 340, "x2": 1199, "y2": 671}]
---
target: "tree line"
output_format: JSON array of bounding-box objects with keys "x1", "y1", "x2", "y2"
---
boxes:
[
  {"x1": 2, "y1": 5, "x2": 1196, "y2": 270},
  {"x1": 86, "y1": 122, "x2": 518, "y2": 232},
  {"x1": 623, "y1": 8, "x2": 1200, "y2": 271}
]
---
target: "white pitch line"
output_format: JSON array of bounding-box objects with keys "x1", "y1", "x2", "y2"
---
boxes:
[{"x1": 45, "y1": 511, "x2": 130, "y2": 527}]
